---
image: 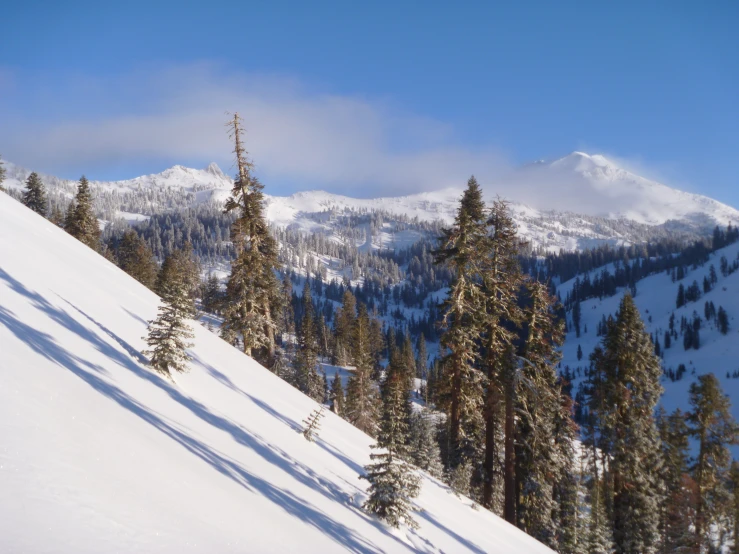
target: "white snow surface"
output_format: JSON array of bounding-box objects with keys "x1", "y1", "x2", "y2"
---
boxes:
[{"x1": 0, "y1": 191, "x2": 552, "y2": 553}]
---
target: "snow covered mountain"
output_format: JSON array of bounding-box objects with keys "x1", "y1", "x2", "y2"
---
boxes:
[
  {"x1": 0, "y1": 192, "x2": 552, "y2": 552},
  {"x1": 4, "y1": 152, "x2": 738, "y2": 252}
]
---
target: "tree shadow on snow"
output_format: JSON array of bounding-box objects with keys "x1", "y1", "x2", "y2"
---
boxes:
[{"x1": 0, "y1": 268, "x2": 414, "y2": 553}]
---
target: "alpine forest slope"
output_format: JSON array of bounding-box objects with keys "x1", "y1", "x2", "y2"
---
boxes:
[
  {"x1": 0, "y1": 192, "x2": 553, "y2": 552},
  {"x1": 559, "y1": 236, "x2": 739, "y2": 428}
]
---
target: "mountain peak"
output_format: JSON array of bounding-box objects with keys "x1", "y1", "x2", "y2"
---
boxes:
[{"x1": 205, "y1": 162, "x2": 225, "y2": 177}]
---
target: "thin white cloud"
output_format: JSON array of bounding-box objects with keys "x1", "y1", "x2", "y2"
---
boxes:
[{"x1": 0, "y1": 63, "x2": 511, "y2": 196}]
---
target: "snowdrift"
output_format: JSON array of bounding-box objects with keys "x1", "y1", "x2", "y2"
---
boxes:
[{"x1": 0, "y1": 191, "x2": 552, "y2": 553}]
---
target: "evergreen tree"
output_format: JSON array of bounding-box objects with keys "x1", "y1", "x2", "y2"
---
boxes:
[
  {"x1": 408, "y1": 409, "x2": 444, "y2": 478},
  {"x1": 22, "y1": 172, "x2": 48, "y2": 216},
  {"x1": 415, "y1": 333, "x2": 428, "y2": 380},
  {"x1": 345, "y1": 303, "x2": 379, "y2": 435},
  {"x1": 66, "y1": 176, "x2": 101, "y2": 250},
  {"x1": 590, "y1": 294, "x2": 663, "y2": 554},
  {"x1": 718, "y1": 306, "x2": 730, "y2": 335},
  {"x1": 201, "y1": 273, "x2": 223, "y2": 315},
  {"x1": 220, "y1": 113, "x2": 280, "y2": 364},
  {"x1": 361, "y1": 343, "x2": 421, "y2": 528},
  {"x1": 687, "y1": 373, "x2": 739, "y2": 549},
  {"x1": 143, "y1": 268, "x2": 194, "y2": 380},
  {"x1": 333, "y1": 290, "x2": 357, "y2": 365},
  {"x1": 48, "y1": 204, "x2": 65, "y2": 227},
  {"x1": 116, "y1": 230, "x2": 157, "y2": 289},
  {"x1": 295, "y1": 282, "x2": 323, "y2": 401},
  {"x1": 278, "y1": 273, "x2": 295, "y2": 341},
  {"x1": 155, "y1": 246, "x2": 198, "y2": 315},
  {"x1": 515, "y1": 280, "x2": 568, "y2": 548},
  {"x1": 434, "y1": 177, "x2": 488, "y2": 472},
  {"x1": 329, "y1": 372, "x2": 345, "y2": 417},
  {"x1": 480, "y1": 199, "x2": 523, "y2": 516},
  {"x1": 657, "y1": 407, "x2": 697, "y2": 553}
]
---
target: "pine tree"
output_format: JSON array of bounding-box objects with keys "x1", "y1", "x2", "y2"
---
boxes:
[
  {"x1": 22, "y1": 172, "x2": 48, "y2": 216},
  {"x1": 295, "y1": 282, "x2": 323, "y2": 401},
  {"x1": 116, "y1": 230, "x2": 157, "y2": 289},
  {"x1": 361, "y1": 345, "x2": 421, "y2": 528},
  {"x1": 657, "y1": 407, "x2": 697, "y2": 552},
  {"x1": 329, "y1": 372, "x2": 345, "y2": 417},
  {"x1": 590, "y1": 294, "x2": 663, "y2": 554},
  {"x1": 66, "y1": 176, "x2": 101, "y2": 250},
  {"x1": 220, "y1": 113, "x2": 280, "y2": 364},
  {"x1": 480, "y1": 199, "x2": 523, "y2": 516},
  {"x1": 415, "y1": 333, "x2": 428, "y2": 380},
  {"x1": 408, "y1": 409, "x2": 444, "y2": 479},
  {"x1": 201, "y1": 273, "x2": 223, "y2": 315},
  {"x1": 143, "y1": 269, "x2": 194, "y2": 380},
  {"x1": 515, "y1": 280, "x2": 568, "y2": 548},
  {"x1": 434, "y1": 176, "x2": 488, "y2": 471},
  {"x1": 718, "y1": 306, "x2": 730, "y2": 335},
  {"x1": 345, "y1": 303, "x2": 379, "y2": 435},
  {"x1": 333, "y1": 290, "x2": 357, "y2": 365},
  {"x1": 687, "y1": 373, "x2": 739, "y2": 549},
  {"x1": 278, "y1": 273, "x2": 295, "y2": 341},
  {"x1": 155, "y1": 246, "x2": 198, "y2": 316}
]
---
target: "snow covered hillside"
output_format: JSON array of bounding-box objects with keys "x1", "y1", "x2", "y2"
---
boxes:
[
  {"x1": 0, "y1": 192, "x2": 552, "y2": 552},
  {"x1": 559, "y1": 239, "x2": 739, "y2": 423},
  {"x1": 5, "y1": 151, "x2": 738, "y2": 253}
]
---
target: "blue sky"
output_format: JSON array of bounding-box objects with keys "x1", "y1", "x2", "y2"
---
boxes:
[{"x1": 1, "y1": 1, "x2": 737, "y2": 203}]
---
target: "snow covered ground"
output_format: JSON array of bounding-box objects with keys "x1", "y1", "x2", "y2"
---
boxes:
[
  {"x1": 0, "y1": 191, "x2": 553, "y2": 552},
  {"x1": 559, "y1": 240, "x2": 739, "y2": 422}
]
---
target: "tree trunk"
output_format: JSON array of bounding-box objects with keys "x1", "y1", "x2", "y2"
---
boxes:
[
  {"x1": 449, "y1": 353, "x2": 461, "y2": 464},
  {"x1": 483, "y1": 383, "x2": 499, "y2": 509},
  {"x1": 504, "y1": 371, "x2": 516, "y2": 524}
]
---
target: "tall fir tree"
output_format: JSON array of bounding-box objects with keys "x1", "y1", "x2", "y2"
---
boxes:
[
  {"x1": 408, "y1": 408, "x2": 444, "y2": 479},
  {"x1": 345, "y1": 303, "x2": 379, "y2": 435},
  {"x1": 220, "y1": 113, "x2": 280, "y2": 365},
  {"x1": 22, "y1": 172, "x2": 48, "y2": 216},
  {"x1": 480, "y1": 198, "x2": 524, "y2": 516},
  {"x1": 515, "y1": 280, "x2": 569, "y2": 549},
  {"x1": 687, "y1": 373, "x2": 739, "y2": 549},
  {"x1": 590, "y1": 294, "x2": 664, "y2": 554},
  {"x1": 656, "y1": 407, "x2": 697, "y2": 553},
  {"x1": 295, "y1": 282, "x2": 323, "y2": 402},
  {"x1": 155, "y1": 245, "x2": 199, "y2": 314},
  {"x1": 66, "y1": 176, "x2": 101, "y2": 250},
  {"x1": 333, "y1": 290, "x2": 357, "y2": 366},
  {"x1": 361, "y1": 343, "x2": 421, "y2": 528},
  {"x1": 116, "y1": 230, "x2": 157, "y2": 289},
  {"x1": 434, "y1": 176, "x2": 488, "y2": 471}
]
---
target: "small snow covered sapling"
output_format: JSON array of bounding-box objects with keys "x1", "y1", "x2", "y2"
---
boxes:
[{"x1": 302, "y1": 405, "x2": 325, "y2": 442}]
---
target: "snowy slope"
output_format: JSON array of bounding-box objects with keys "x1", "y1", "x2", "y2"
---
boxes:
[
  {"x1": 0, "y1": 191, "x2": 552, "y2": 553},
  {"x1": 513, "y1": 152, "x2": 739, "y2": 226},
  {"x1": 559, "y1": 241, "x2": 739, "y2": 422},
  {"x1": 5, "y1": 152, "x2": 739, "y2": 253}
]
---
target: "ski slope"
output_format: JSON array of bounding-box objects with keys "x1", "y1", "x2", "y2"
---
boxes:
[{"x1": 0, "y1": 192, "x2": 552, "y2": 553}]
